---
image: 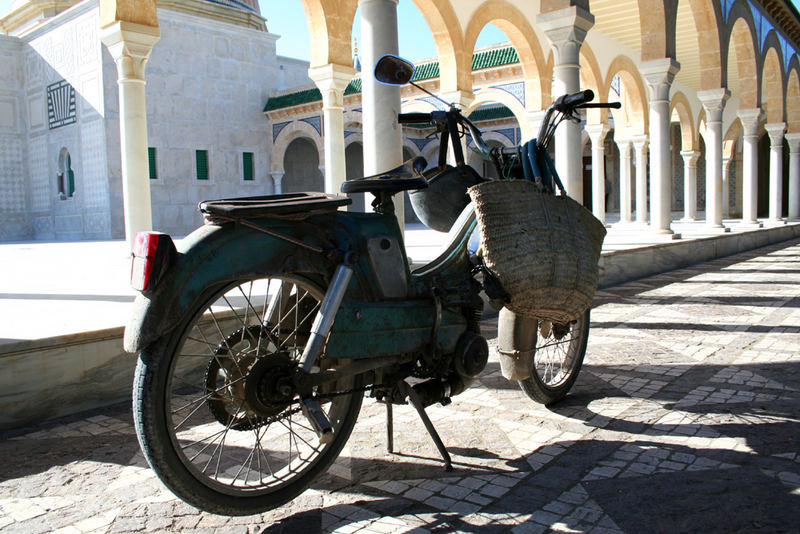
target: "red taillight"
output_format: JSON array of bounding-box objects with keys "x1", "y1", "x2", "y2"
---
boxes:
[{"x1": 131, "y1": 232, "x2": 176, "y2": 292}]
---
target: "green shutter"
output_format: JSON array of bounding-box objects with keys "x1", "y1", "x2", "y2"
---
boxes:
[
  {"x1": 196, "y1": 150, "x2": 208, "y2": 180},
  {"x1": 243, "y1": 152, "x2": 254, "y2": 181},
  {"x1": 66, "y1": 154, "x2": 75, "y2": 197},
  {"x1": 148, "y1": 147, "x2": 157, "y2": 180}
]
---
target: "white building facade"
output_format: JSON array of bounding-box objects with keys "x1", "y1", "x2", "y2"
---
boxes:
[{"x1": 0, "y1": 0, "x2": 310, "y2": 240}]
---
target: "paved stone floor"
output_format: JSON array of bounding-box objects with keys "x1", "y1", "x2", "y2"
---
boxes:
[{"x1": 2, "y1": 239, "x2": 800, "y2": 533}]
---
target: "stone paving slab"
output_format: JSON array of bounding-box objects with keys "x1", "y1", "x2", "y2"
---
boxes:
[{"x1": 2, "y1": 239, "x2": 800, "y2": 533}]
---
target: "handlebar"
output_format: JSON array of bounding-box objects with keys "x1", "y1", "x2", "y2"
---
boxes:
[
  {"x1": 398, "y1": 112, "x2": 434, "y2": 124},
  {"x1": 554, "y1": 89, "x2": 594, "y2": 112}
]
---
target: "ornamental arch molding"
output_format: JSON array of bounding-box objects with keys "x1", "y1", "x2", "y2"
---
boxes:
[
  {"x1": 761, "y1": 43, "x2": 785, "y2": 123},
  {"x1": 670, "y1": 91, "x2": 697, "y2": 151},
  {"x1": 409, "y1": 0, "x2": 465, "y2": 95},
  {"x1": 463, "y1": 0, "x2": 548, "y2": 111},
  {"x1": 786, "y1": 68, "x2": 800, "y2": 133},
  {"x1": 272, "y1": 121, "x2": 324, "y2": 173},
  {"x1": 727, "y1": 14, "x2": 760, "y2": 109},
  {"x1": 463, "y1": 88, "x2": 527, "y2": 133},
  {"x1": 603, "y1": 55, "x2": 649, "y2": 137}
]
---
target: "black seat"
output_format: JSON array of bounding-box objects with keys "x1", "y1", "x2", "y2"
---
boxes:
[{"x1": 341, "y1": 157, "x2": 428, "y2": 195}]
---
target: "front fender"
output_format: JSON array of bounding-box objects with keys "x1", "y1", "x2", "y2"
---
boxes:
[{"x1": 123, "y1": 219, "x2": 338, "y2": 354}]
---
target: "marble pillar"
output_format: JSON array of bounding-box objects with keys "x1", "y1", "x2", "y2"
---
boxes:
[
  {"x1": 633, "y1": 136, "x2": 649, "y2": 224},
  {"x1": 617, "y1": 139, "x2": 633, "y2": 223},
  {"x1": 765, "y1": 122, "x2": 786, "y2": 222},
  {"x1": 100, "y1": 21, "x2": 160, "y2": 248},
  {"x1": 309, "y1": 64, "x2": 354, "y2": 198},
  {"x1": 641, "y1": 59, "x2": 680, "y2": 234},
  {"x1": 359, "y1": 0, "x2": 404, "y2": 222},
  {"x1": 738, "y1": 108, "x2": 762, "y2": 225},
  {"x1": 786, "y1": 133, "x2": 800, "y2": 220},
  {"x1": 697, "y1": 88, "x2": 730, "y2": 229},
  {"x1": 680, "y1": 151, "x2": 699, "y2": 221},
  {"x1": 537, "y1": 6, "x2": 594, "y2": 201},
  {"x1": 270, "y1": 171, "x2": 284, "y2": 194},
  {"x1": 585, "y1": 123, "x2": 610, "y2": 224}
]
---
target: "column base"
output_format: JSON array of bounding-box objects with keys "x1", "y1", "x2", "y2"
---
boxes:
[
  {"x1": 764, "y1": 218, "x2": 787, "y2": 227},
  {"x1": 680, "y1": 216, "x2": 698, "y2": 222},
  {"x1": 704, "y1": 225, "x2": 731, "y2": 234},
  {"x1": 652, "y1": 231, "x2": 682, "y2": 240},
  {"x1": 738, "y1": 221, "x2": 764, "y2": 229}
]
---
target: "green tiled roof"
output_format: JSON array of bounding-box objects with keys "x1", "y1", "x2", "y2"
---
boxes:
[
  {"x1": 468, "y1": 105, "x2": 514, "y2": 122},
  {"x1": 264, "y1": 45, "x2": 518, "y2": 112}
]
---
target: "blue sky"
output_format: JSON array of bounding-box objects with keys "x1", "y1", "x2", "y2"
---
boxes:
[{"x1": 2, "y1": 0, "x2": 800, "y2": 61}]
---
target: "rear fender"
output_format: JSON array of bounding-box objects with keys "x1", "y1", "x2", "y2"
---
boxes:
[{"x1": 124, "y1": 220, "x2": 337, "y2": 354}]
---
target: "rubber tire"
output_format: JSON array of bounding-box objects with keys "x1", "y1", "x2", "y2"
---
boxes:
[
  {"x1": 132, "y1": 280, "x2": 363, "y2": 516},
  {"x1": 517, "y1": 309, "x2": 590, "y2": 406}
]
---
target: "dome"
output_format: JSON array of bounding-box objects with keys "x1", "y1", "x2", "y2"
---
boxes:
[{"x1": 205, "y1": 0, "x2": 261, "y2": 16}]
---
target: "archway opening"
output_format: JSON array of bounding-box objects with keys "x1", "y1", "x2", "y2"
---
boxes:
[{"x1": 283, "y1": 138, "x2": 323, "y2": 193}]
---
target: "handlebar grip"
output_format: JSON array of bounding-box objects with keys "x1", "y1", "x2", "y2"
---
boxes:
[
  {"x1": 557, "y1": 89, "x2": 595, "y2": 110},
  {"x1": 398, "y1": 112, "x2": 434, "y2": 124},
  {"x1": 578, "y1": 102, "x2": 622, "y2": 109}
]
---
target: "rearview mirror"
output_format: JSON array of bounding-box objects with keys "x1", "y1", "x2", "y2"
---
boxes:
[{"x1": 374, "y1": 54, "x2": 414, "y2": 86}]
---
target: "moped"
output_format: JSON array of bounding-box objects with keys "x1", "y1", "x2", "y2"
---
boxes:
[{"x1": 125, "y1": 54, "x2": 617, "y2": 515}]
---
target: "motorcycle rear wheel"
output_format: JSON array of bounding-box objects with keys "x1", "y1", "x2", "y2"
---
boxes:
[
  {"x1": 133, "y1": 275, "x2": 362, "y2": 516},
  {"x1": 517, "y1": 309, "x2": 590, "y2": 405}
]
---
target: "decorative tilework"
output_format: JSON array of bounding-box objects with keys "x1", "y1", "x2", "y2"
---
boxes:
[
  {"x1": 409, "y1": 137, "x2": 432, "y2": 151},
  {"x1": 28, "y1": 136, "x2": 49, "y2": 212},
  {"x1": 418, "y1": 96, "x2": 447, "y2": 111},
  {"x1": 491, "y1": 81, "x2": 525, "y2": 108},
  {"x1": 80, "y1": 120, "x2": 108, "y2": 210},
  {"x1": 300, "y1": 115, "x2": 322, "y2": 136},
  {"x1": 272, "y1": 121, "x2": 290, "y2": 142},
  {"x1": 0, "y1": 136, "x2": 25, "y2": 213}
]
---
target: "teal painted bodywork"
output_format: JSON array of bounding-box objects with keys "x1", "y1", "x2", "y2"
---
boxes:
[{"x1": 124, "y1": 200, "x2": 478, "y2": 360}]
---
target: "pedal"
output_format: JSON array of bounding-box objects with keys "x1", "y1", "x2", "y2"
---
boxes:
[{"x1": 301, "y1": 397, "x2": 334, "y2": 444}]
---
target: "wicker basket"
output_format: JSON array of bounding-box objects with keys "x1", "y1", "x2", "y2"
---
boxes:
[{"x1": 468, "y1": 180, "x2": 606, "y2": 324}]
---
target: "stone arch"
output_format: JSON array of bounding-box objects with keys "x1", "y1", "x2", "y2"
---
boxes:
[
  {"x1": 670, "y1": 91, "x2": 697, "y2": 151},
  {"x1": 300, "y1": 0, "x2": 358, "y2": 68},
  {"x1": 786, "y1": 67, "x2": 800, "y2": 133},
  {"x1": 637, "y1": 0, "x2": 675, "y2": 60},
  {"x1": 727, "y1": 14, "x2": 760, "y2": 109},
  {"x1": 463, "y1": 88, "x2": 528, "y2": 136},
  {"x1": 676, "y1": 0, "x2": 725, "y2": 90},
  {"x1": 271, "y1": 120, "x2": 323, "y2": 173},
  {"x1": 604, "y1": 55, "x2": 649, "y2": 137},
  {"x1": 400, "y1": 98, "x2": 441, "y2": 114},
  {"x1": 760, "y1": 40, "x2": 785, "y2": 123},
  {"x1": 462, "y1": 0, "x2": 548, "y2": 110},
  {"x1": 409, "y1": 0, "x2": 466, "y2": 95}
]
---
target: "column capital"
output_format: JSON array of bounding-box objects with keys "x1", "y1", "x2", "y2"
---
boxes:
[
  {"x1": 697, "y1": 88, "x2": 730, "y2": 122},
  {"x1": 640, "y1": 58, "x2": 680, "y2": 101},
  {"x1": 784, "y1": 132, "x2": 800, "y2": 152},
  {"x1": 358, "y1": 0, "x2": 398, "y2": 5},
  {"x1": 584, "y1": 123, "x2": 610, "y2": 144},
  {"x1": 737, "y1": 108, "x2": 763, "y2": 136},
  {"x1": 536, "y1": 6, "x2": 594, "y2": 64},
  {"x1": 616, "y1": 137, "x2": 633, "y2": 156},
  {"x1": 680, "y1": 150, "x2": 700, "y2": 166},
  {"x1": 100, "y1": 21, "x2": 160, "y2": 80},
  {"x1": 309, "y1": 63, "x2": 355, "y2": 109},
  {"x1": 765, "y1": 122, "x2": 787, "y2": 144},
  {"x1": 632, "y1": 135, "x2": 649, "y2": 151}
]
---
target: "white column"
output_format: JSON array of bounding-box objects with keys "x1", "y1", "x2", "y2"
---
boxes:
[
  {"x1": 359, "y1": 0, "x2": 404, "y2": 222},
  {"x1": 309, "y1": 64, "x2": 354, "y2": 197},
  {"x1": 617, "y1": 138, "x2": 633, "y2": 222},
  {"x1": 100, "y1": 21, "x2": 160, "y2": 247},
  {"x1": 786, "y1": 133, "x2": 800, "y2": 220},
  {"x1": 633, "y1": 136, "x2": 649, "y2": 224},
  {"x1": 697, "y1": 88, "x2": 730, "y2": 229},
  {"x1": 641, "y1": 59, "x2": 680, "y2": 234},
  {"x1": 738, "y1": 108, "x2": 762, "y2": 225},
  {"x1": 765, "y1": 122, "x2": 786, "y2": 223},
  {"x1": 270, "y1": 171, "x2": 284, "y2": 194},
  {"x1": 585, "y1": 124, "x2": 610, "y2": 224},
  {"x1": 537, "y1": 6, "x2": 594, "y2": 201},
  {"x1": 722, "y1": 155, "x2": 731, "y2": 218},
  {"x1": 680, "y1": 150, "x2": 699, "y2": 221}
]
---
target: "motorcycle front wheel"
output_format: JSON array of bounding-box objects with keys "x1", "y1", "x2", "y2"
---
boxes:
[
  {"x1": 133, "y1": 274, "x2": 363, "y2": 516},
  {"x1": 517, "y1": 309, "x2": 590, "y2": 405}
]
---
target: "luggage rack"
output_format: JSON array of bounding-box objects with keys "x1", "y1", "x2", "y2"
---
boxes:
[{"x1": 199, "y1": 192, "x2": 351, "y2": 221}]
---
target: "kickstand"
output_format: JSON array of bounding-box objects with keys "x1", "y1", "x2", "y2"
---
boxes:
[{"x1": 388, "y1": 381, "x2": 452, "y2": 472}]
